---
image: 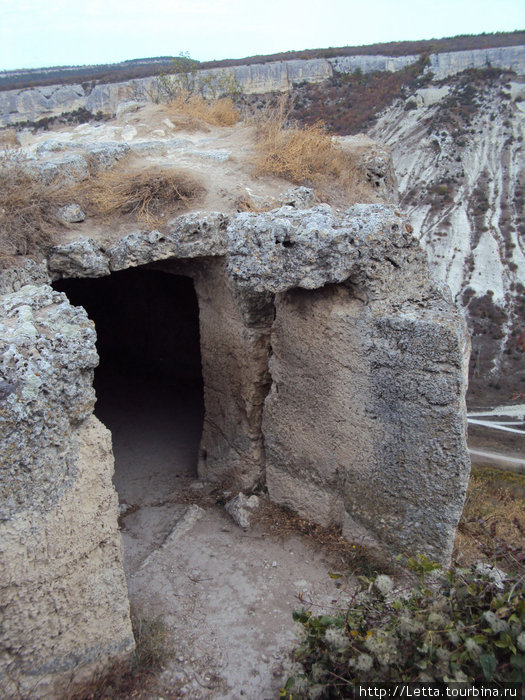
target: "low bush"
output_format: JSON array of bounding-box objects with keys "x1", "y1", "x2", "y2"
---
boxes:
[{"x1": 282, "y1": 556, "x2": 525, "y2": 697}]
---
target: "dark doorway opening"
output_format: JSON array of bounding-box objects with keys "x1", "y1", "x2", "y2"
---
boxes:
[{"x1": 53, "y1": 268, "x2": 204, "y2": 506}]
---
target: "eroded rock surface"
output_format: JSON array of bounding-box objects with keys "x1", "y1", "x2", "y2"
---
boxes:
[
  {"x1": 42, "y1": 203, "x2": 470, "y2": 567},
  {"x1": 1, "y1": 45, "x2": 523, "y2": 125},
  {"x1": 0, "y1": 185, "x2": 470, "y2": 696},
  {"x1": 0, "y1": 286, "x2": 133, "y2": 698}
]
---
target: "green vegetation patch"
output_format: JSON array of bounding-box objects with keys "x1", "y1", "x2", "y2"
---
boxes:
[{"x1": 282, "y1": 557, "x2": 525, "y2": 697}]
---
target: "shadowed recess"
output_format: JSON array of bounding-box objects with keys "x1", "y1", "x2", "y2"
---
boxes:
[{"x1": 53, "y1": 268, "x2": 204, "y2": 504}]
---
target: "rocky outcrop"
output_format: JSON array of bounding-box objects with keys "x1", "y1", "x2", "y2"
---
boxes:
[
  {"x1": 0, "y1": 169, "x2": 471, "y2": 692},
  {"x1": 369, "y1": 69, "x2": 525, "y2": 404},
  {"x1": 43, "y1": 202, "x2": 471, "y2": 564},
  {"x1": 1, "y1": 46, "x2": 523, "y2": 125},
  {"x1": 0, "y1": 83, "x2": 85, "y2": 125},
  {"x1": 329, "y1": 54, "x2": 418, "y2": 74},
  {"x1": 0, "y1": 286, "x2": 134, "y2": 697},
  {"x1": 428, "y1": 45, "x2": 525, "y2": 80}
]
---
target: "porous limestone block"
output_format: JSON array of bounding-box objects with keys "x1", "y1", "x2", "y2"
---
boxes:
[
  {"x1": 0, "y1": 285, "x2": 133, "y2": 698},
  {"x1": 263, "y1": 252, "x2": 470, "y2": 565},
  {"x1": 263, "y1": 285, "x2": 371, "y2": 530},
  {"x1": 191, "y1": 259, "x2": 273, "y2": 489}
]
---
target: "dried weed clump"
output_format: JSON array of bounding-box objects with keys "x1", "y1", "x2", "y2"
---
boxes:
[
  {"x1": 0, "y1": 151, "x2": 61, "y2": 259},
  {"x1": 66, "y1": 608, "x2": 170, "y2": 700},
  {"x1": 77, "y1": 166, "x2": 203, "y2": 226},
  {"x1": 252, "y1": 97, "x2": 371, "y2": 203},
  {"x1": 0, "y1": 153, "x2": 203, "y2": 262},
  {"x1": 167, "y1": 94, "x2": 240, "y2": 130}
]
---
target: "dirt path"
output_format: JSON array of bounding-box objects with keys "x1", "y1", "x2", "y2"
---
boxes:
[
  {"x1": 469, "y1": 448, "x2": 525, "y2": 472},
  {"x1": 125, "y1": 502, "x2": 351, "y2": 699},
  {"x1": 98, "y1": 376, "x2": 353, "y2": 699}
]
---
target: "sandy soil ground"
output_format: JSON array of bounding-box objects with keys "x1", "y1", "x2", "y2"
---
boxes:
[{"x1": 96, "y1": 375, "x2": 354, "y2": 699}]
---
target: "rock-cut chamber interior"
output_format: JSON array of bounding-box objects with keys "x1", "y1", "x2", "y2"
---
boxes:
[{"x1": 53, "y1": 267, "x2": 204, "y2": 506}]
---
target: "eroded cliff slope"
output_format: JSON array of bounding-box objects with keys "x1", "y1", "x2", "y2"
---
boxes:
[{"x1": 369, "y1": 69, "x2": 525, "y2": 405}]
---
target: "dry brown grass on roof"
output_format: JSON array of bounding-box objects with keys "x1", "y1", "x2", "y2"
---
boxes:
[
  {"x1": 252, "y1": 96, "x2": 374, "y2": 204},
  {"x1": 0, "y1": 153, "x2": 203, "y2": 263},
  {"x1": 76, "y1": 166, "x2": 203, "y2": 227},
  {"x1": 167, "y1": 94, "x2": 240, "y2": 130},
  {"x1": 0, "y1": 151, "x2": 61, "y2": 259}
]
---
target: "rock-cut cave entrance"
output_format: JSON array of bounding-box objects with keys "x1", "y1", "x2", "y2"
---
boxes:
[{"x1": 53, "y1": 268, "x2": 204, "y2": 507}]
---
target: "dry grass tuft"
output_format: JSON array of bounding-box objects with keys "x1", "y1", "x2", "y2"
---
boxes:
[
  {"x1": 454, "y1": 466, "x2": 525, "y2": 573},
  {"x1": 0, "y1": 155, "x2": 203, "y2": 262},
  {"x1": 0, "y1": 128, "x2": 20, "y2": 149},
  {"x1": 252, "y1": 96, "x2": 372, "y2": 203},
  {"x1": 167, "y1": 94, "x2": 240, "y2": 130},
  {"x1": 76, "y1": 166, "x2": 203, "y2": 226},
  {"x1": 65, "y1": 608, "x2": 170, "y2": 700},
  {"x1": 0, "y1": 152, "x2": 61, "y2": 259},
  {"x1": 130, "y1": 608, "x2": 171, "y2": 670}
]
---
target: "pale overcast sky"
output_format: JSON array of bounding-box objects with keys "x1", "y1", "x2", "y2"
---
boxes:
[{"x1": 0, "y1": 0, "x2": 524, "y2": 71}]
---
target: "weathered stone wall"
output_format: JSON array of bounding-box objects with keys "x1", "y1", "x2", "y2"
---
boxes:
[
  {"x1": 0, "y1": 286, "x2": 134, "y2": 698},
  {"x1": 263, "y1": 286, "x2": 373, "y2": 528},
  {"x1": 192, "y1": 259, "x2": 273, "y2": 489},
  {"x1": 255, "y1": 205, "x2": 471, "y2": 564},
  {"x1": 155, "y1": 256, "x2": 273, "y2": 489},
  {"x1": 264, "y1": 289, "x2": 470, "y2": 563}
]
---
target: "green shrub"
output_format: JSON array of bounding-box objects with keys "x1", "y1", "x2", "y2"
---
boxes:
[{"x1": 282, "y1": 556, "x2": 525, "y2": 697}]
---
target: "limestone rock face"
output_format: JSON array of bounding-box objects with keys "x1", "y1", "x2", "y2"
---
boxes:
[
  {"x1": 263, "y1": 288, "x2": 470, "y2": 564},
  {"x1": 81, "y1": 141, "x2": 131, "y2": 170},
  {"x1": 329, "y1": 54, "x2": 419, "y2": 74},
  {"x1": 249, "y1": 206, "x2": 471, "y2": 564},
  {"x1": 107, "y1": 212, "x2": 230, "y2": 271},
  {"x1": 48, "y1": 236, "x2": 110, "y2": 279},
  {"x1": 0, "y1": 199, "x2": 471, "y2": 692},
  {"x1": 0, "y1": 84, "x2": 86, "y2": 125},
  {"x1": 191, "y1": 259, "x2": 272, "y2": 488},
  {"x1": 428, "y1": 45, "x2": 525, "y2": 80},
  {"x1": 1, "y1": 45, "x2": 523, "y2": 125},
  {"x1": 0, "y1": 286, "x2": 133, "y2": 698},
  {"x1": 369, "y1": 66, "x2": 525, "y2": 403},
  {"x1": 0, "y1": 259, "x2": 50, "y2": 296},
  {"x1": 227, "y1": 204, "x2": 421, "y2": 297},
  {"x1": 26, "y1": 153, "x2": 90, "y2": 186},
  {"x1": 86, "y1": 80, "x2": 146, "y2": 115}
]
